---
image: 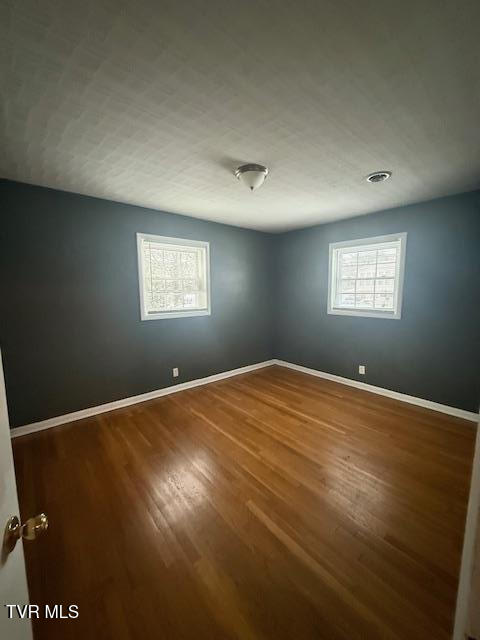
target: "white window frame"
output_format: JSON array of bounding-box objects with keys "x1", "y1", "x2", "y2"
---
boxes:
[
  {"x1": 137, "y1": 233, "x2": 211, "y2": 321},
  {"x1": 327, "y1": 232, "x2": 407, "y2": 320}
]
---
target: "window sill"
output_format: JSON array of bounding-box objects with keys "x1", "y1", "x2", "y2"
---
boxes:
[
  {"x1": 328, "y1": 307, "x2": 401, "y2": 320},
  {"x1": 141, "y1": 309, "x2": 211, "y2": 321}
]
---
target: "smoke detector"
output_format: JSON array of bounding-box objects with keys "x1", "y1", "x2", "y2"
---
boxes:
[
  {"x1": 366, "y1": 171, "x2": 392, "y2": 183},
  {"x1": 235, "y1": 163, "x2": 269, "y2": 191}
]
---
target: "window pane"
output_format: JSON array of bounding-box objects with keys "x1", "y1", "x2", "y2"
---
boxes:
[
  {"x1": 340, "y1": 252, "x2": 357, "y2": 267},
  {"x1": 183, "y1": 278, "x2": 199, "y2": 292},
  {"x1": 340, "y1": 279, "x2": 355, "y2": 293},
  {"x1": 355, "y1": 293, "x2": 374, "y2": 308},
  {"x1": 376, "y1": 262, "x2": 395, "y2": 278},
  {"x1": 165, "y1": 279, "x2": 183, "y2": 292},
  {"x1": 165, "y1": 264, "x2": 180, "y2": 278},
  {"x1": 374, "y1": 293, "x2": 394, "y2": 309},
  {"x1": 150, "y1": 248, "x2": 165, "y2": 278},
  {"x1": 150, "y1": 293, "x2": 166, "y2": 309},
  {"x1": 180, "y1": 251, "x2": 197, "y2": 277},
  {"x1": 165, "y1": 293, "x2": 182, "y2": 309},
  {"x1": 375, "y1": 278, "x2": 394, "y2": 293},
  {"x1": 183, "y1": 293, "x2": 198, "y2": 308},
  {"x1": 358, "y1": 263, "x2": 376, "y2": 278},
  {"x1": 358, "y1": 250, "x2": 376, "y2": 264},
  {"x1": 339, "y1": 294, "x2": 355, "y2": 307},
  {"x1": 152, "y1": 280, "x2": 165, "y2": 292},
  {"x1": 377, "y1": 247, "x2": 397, "y2": 263},
  {"x1": 356, "y1": 279, "x2": 374, "y2": 293},
  {"x1": 340, "y1": 265, "x2": 357, "y2": 279},
  {"x1": 164, "y1": 250, "x2": 177, "y2": 263},
  {"x1": 142, "y1": 244, "x2": 152, "y2": 282}
]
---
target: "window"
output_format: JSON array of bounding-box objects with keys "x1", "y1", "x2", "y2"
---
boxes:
[
  {"x1": 137, "y1": 233, "x2": 210, "y2": 320},
  {"x1": 328, "y1": 233, "x2": 407, "y2": 319}
]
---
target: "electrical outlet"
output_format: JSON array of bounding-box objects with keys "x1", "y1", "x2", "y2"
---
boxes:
[
  {"x1": 172, "y1": 367, "x2": 179, "y2": 378},
  {"x1": 359, "y1": 365, "x2": 366, "y2": 375}
]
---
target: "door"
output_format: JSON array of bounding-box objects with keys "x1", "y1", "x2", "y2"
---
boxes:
[
  {"x1": 454, "y1": 420, "x2": 480, "y2": 640},
  {"x1": 0, "y1": 350, "x2": 33, "y2": 640}
]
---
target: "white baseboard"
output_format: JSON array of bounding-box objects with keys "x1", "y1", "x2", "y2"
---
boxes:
[
  {"x1": 10, "y1": 357, "x2": 478, "y2": 438},
  {"x1": 273, "y1": 359, "x2": 479, "y2": 423},
  {"x1": 10, "y1": 360, "x2": 276, "y2": 438}
]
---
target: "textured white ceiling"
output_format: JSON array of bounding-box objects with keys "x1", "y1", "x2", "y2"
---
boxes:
[{"x1": 1, "y1": 0, "x2": 479, "y2": 231}]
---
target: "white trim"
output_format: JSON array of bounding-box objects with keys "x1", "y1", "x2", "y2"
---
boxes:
[
  {"x1": 10, "y1": 360, "x2": 275, "y2": 438},
  {"x1": 11, "y1": 358, "x2": 477, "y2": 437},
  {"x1": 272, "y1": 360, "x2": 479, "y2": 422},
  {"x1": 136, "y1": 233, "x2": 211, "y2": 321},
  {"x1": 327, "y1": 232, "x2": 407, "y2": 320},
  {"x1": 453, "y1": 420, "x2": 480, "y2": 639}
]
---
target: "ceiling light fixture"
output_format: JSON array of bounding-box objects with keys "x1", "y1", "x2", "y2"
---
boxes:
[
  {"x1": 235, "y1": 163, "x2": 269, "y2": 191},
  {"x1": 366, "y1": 170, "x2": 392, "y2": 183}
]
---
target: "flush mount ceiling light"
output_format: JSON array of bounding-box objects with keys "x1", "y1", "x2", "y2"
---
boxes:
[
  {"x1": 366, "y1": 170, "x2": 392, "y2": 183},
  {"x1": 235, "y1": 163, "x2": 269, "y2": 191}
]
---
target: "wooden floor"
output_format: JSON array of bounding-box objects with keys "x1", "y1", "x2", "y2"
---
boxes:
[{"x1": 13, "y1": 366, "x2": 476, "y2": 640}]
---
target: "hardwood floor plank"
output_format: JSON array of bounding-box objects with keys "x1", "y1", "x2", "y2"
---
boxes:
[{"x1": 12, "y1": 366, "x2": 476, "y2": 639}]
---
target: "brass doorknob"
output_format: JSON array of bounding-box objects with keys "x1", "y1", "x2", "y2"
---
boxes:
[{"x1": 3, "y1": 513, "x2": 48, "y2": 553}]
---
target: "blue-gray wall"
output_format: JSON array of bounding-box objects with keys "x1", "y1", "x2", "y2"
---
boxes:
[
  {"x1": 1, "y1": 180, "x2": 479, "y2": 426},
  {"x1": 274, "y1": 191, "x2": 480, "y2": 413},
  {"x1": 0, "y1": 180, "x2": 274, "y2": 427}
]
